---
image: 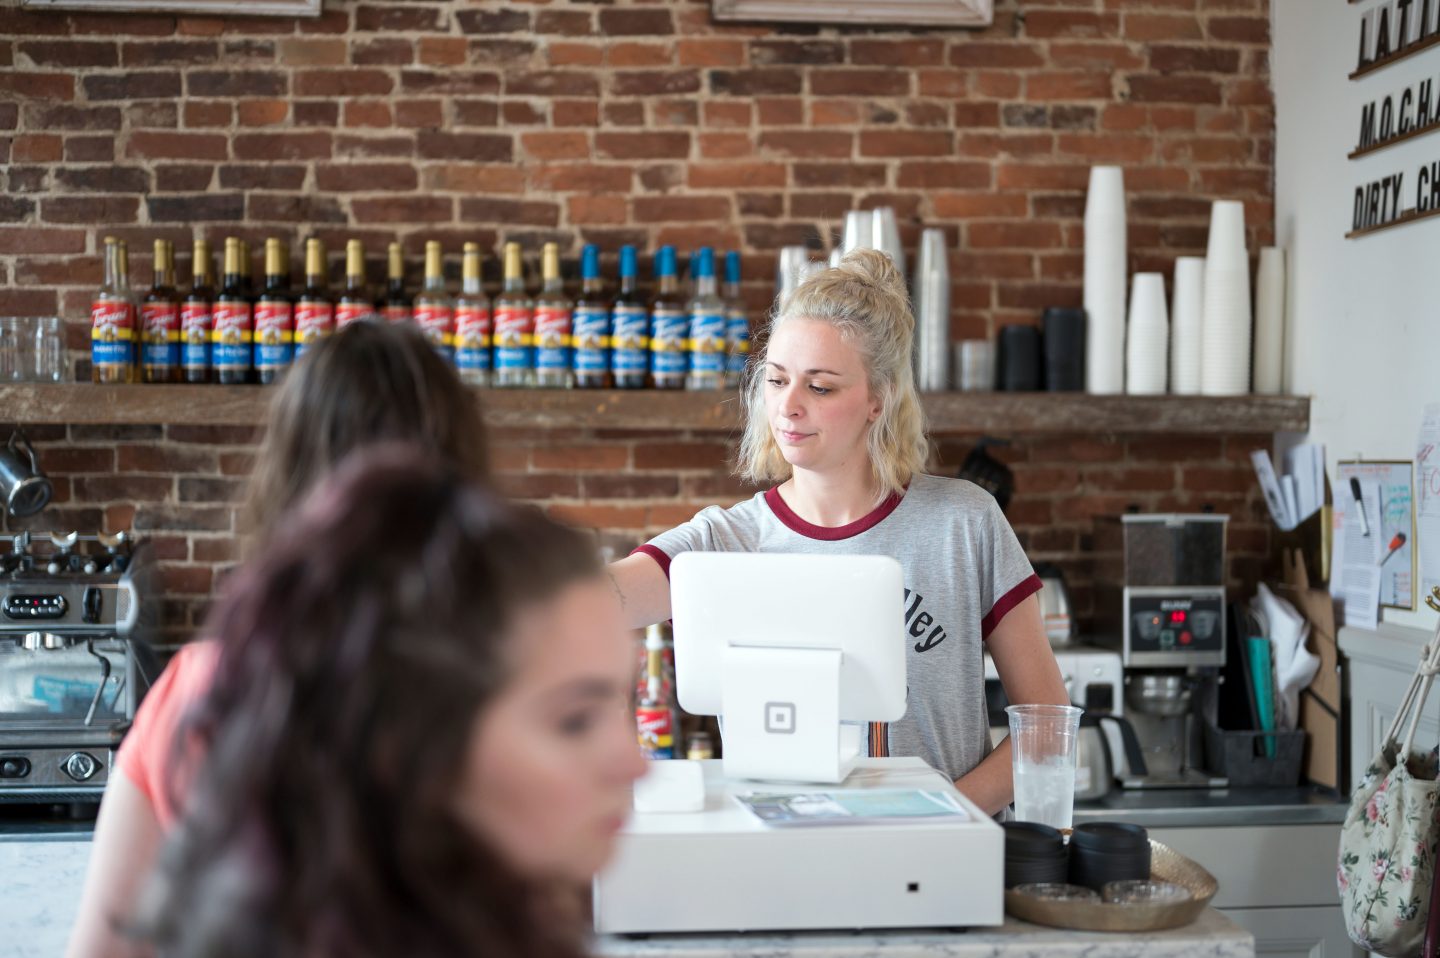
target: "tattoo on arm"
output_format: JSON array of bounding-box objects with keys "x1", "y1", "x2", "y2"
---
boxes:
[{"x1": 607, "y1": 571, "x2": 627, "y2": 610}]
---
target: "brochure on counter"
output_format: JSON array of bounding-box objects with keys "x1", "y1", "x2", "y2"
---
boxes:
[{"x1": 735, "y1": 789, "x2": 970, "y2": 826}]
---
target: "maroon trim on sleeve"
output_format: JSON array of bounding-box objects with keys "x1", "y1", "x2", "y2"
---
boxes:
[
  {"x1": 630, "y1": 544, "x2": 673, "y2": 580},
  {"x1": 980, "y1": 573, "x2": 1043, "y2": 642},
  {"x1": 763, "y1": 486, "x2": 903, "y2": 541}
]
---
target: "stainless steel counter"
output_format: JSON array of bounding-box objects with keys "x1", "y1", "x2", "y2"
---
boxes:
[{"x1": 1074, "y1": 786, "x2": 1347, "y2": 828}]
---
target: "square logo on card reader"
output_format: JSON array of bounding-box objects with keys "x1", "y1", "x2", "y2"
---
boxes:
[{"x1": 764, "y1": 701, "x2": 796, "y2": 734}]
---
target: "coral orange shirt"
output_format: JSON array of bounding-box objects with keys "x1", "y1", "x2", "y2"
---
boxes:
[{"x1": 115, "y1": 640, "x2": 220, "y2": 831}]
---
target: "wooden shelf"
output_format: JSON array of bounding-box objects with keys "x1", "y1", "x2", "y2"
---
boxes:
[{"x1": 0, "y1": 384, "x2": 1310, "y2": 436}]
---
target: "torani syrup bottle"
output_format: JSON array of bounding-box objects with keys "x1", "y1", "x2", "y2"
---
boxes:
[
  {"x1": 181, "y1": 239, "x2": 213, "y2": 384},
  {"x1": 533, "y1": 242, "x2": 573, "y2": 389},
  {"x1": 572, "y1": 244, "x2": 611, "y2": 389},
  {"x1": 381, "y1": 241, "x2": 411, "y2": 323},
  {"x1": 254, "y1": 238, "x2": 294, "y2": 385},
  {"x1": 610, "y1": 245, "x2": 648, "y2": 389},
  {"x1": 685, "y1": 247, "x2": 726, "y2": 391},
  {"x1": 294, "y1": 238, "x2": 334, "y2": 358},
  {"x1": 454, "y1": 242, "x2": 492, "y2": 387},
  {"x1": 141, "y1": 239, "x2": 180, "y2": 384},
  {"x1": 412, "y1": 240, "x2": 455, "y2": 365},
  {"x1": 649, "y1": 246, "x2": 687, "y2": 390},
  {"x1": 723, "y1": 251, "x2": 750, "y2": 390},
  {"x1": 213, "y1": 237, "x2": 253, "y2": 385},
  {"x1": 492, "y1": 242, "x2": 534, "y2": 388},
  {"x1": 336, "y1": 239, "x2": 371, "y2": 328},
  {"x1": 91, "y1": 236, "x2": 136, "y2": 384}
]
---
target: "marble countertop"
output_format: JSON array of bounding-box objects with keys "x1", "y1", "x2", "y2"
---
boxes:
[{"x1": 594, "y1": 907, "x2": 1253, "y2": 958}]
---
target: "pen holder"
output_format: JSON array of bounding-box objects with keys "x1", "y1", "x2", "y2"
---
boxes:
[{"x1": 1273, "y1": 505, "x2": 1331, "y2": 587}]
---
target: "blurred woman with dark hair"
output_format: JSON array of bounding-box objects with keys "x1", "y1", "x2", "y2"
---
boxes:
[
  {"x1": 134, "y1": 446, "x2": 643, "y2": 958},
  {"x1": 69, "y1": 321, "x2": 495, "y2": 958}
]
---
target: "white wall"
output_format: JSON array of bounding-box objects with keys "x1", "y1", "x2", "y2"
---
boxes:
[{"x1": 1273, "y1": 0, "x2": 1440, "y2": 631}]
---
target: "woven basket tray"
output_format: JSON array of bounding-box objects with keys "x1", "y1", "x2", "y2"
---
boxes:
[{"x1": 1003, "y1": 840, "x2": 1217, "y2": 933}]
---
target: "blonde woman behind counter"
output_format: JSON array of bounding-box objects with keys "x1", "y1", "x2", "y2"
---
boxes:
[{"x1": 607, "y1": 249, "x2": 1070, "y2": 816}]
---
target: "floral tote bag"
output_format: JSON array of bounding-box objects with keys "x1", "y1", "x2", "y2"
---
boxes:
[{"x1": 1339, "y1": 627, "x2": 1440, "y2": 956}]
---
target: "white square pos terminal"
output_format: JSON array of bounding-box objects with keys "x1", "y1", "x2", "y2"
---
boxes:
[{"x1": 593, "y1": 553, "x2": 1004, "y2": 934}]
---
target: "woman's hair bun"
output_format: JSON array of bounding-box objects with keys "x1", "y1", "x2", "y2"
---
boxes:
[{"x1": 835, "y1": 247, "x2": 907, "y2": 305}]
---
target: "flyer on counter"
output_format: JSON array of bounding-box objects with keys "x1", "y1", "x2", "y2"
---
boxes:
[{"x1": 735, "y1": 789, "x2": 970, "y2": 827}]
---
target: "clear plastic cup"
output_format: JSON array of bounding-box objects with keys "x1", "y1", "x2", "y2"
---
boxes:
[
  {"x1": 1006, "y1": 703, "x2": 1082, "y2": 829},
  {"x1": 956, "y1": 339, "x2": 994, "y2": 392}
]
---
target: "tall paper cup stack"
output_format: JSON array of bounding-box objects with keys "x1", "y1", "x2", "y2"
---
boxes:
[
  {"x1": 1253, "y1": 247, "x2": 1286, "y2": 394},
  {"x1": 1125, "y1": 272, "x2": 1169, "y2": 395},
  {"x1": 1170, "y1": 257, "x2": 1205, "y2": 395},
  {"x1": 913, "y1": 229, "x2": 950, "y2": 392},
  {"x1": 1083, "y1": 166, "x2": 1127, "y2": 394},
  {"x1": 1199, "y1": 200, "x2": 1252, "y2": 395}
]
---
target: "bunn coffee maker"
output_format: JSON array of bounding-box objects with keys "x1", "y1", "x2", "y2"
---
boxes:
[{"x1": 1098, "y1": 514, "x2": 1228, "y2": 789}]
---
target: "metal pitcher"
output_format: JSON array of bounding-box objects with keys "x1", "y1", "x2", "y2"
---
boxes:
[{"x1": 0, "y1": 430, "x2": 52, "y2": 518}]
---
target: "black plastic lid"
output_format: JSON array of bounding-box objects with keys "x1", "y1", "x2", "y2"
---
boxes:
[{"x1": 1070, "y1": 821, "x2": 1148, "y2": 851}]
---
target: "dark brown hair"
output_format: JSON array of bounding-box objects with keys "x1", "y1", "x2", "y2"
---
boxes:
[
  {"x1": 139, "y1": 445, "x2": 599, "y2": 958},
  {"x1": 240, "y1": 320, "x2": 492, "y2": 548}
]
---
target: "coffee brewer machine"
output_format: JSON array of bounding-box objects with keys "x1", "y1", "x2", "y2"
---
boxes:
[{"x1": 1099, "y1": 514, "x2": 1229, "y2": 789}]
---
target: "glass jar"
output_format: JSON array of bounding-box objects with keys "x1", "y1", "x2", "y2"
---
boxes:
[
  {"x1": 34, "y1": 317, "x2": 64, "y2": 382},
  {"x1": 0, "y1": 317, "x2": 18, "y2": 382}
]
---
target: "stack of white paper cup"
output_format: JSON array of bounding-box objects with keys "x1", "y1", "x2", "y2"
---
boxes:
[
  {"x1": 912, "y1": 229, "x2": 950, "y2": 392},
  {"x1": 873, "y1": 206, "x2": 905, "y2": 276},
  {"x1": 1125, "y1": 272, "x2": 1169, "y2": 395},
  {"x1": 1170, "y1": 256, "x2": 1205, "y2": 395},
  {"x1": 1199, "y1": 200, "x2": 1252, "y2": 395},
  {"x1": 1083, "y1": 166, "x2": 1127, "y2": 394},
  {"x1": 841, "y1": 210, "x2": 875, "y2": 255},
  {"x1": 1252, "y1": 246, "x2": 1286, "y2": 394}
]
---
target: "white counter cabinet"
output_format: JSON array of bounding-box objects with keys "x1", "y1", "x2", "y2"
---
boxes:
[{"x1": 1149, "y1": 823, "x2": 1357, "y2": 958}]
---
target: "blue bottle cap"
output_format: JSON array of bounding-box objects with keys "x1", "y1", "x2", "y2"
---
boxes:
[
  {"x1": 655, "y1": 245, "x2": 677, "y2": 279},
  {"x1": 581, "y1": 244, "x2": 600, "y2": 280},
  {"x1": 693, "y1": 247, "x2": 714, "y2": 280},
  {"x1": 619, "y1": 245, "x2": 637, "y2": 278},
  {"x1": 724, "y1": 250, "x2": 741, "y2": 285}
]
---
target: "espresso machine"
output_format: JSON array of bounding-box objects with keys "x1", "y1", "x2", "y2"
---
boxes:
[
  {"x1": 1099, "y1": 514, "x2": 1229, "y2": 790},
  {"x1": 0, "y1": 531, "x2": 157, "y2": 802}
]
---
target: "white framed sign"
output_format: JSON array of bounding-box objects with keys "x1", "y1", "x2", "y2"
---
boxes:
[
  {"x1": 21, "y1": 0, "x2": 320, "y2": 16},
  {"x1": 712, "y1": 0, "x2": 992, "y2": 27}
]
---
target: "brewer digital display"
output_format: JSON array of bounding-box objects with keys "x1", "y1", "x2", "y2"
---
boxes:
[{"x1": 1122, "y1": 587, "x2": 1225, "y2": 667}]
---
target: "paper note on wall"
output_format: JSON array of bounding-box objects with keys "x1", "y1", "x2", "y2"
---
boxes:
[
  {"x1": 1329, "y1": 478, "x2": 1383, "y2": 630},
  {"x1": 1418, "y1": 403, "x2": 1440, "y2": 609},
  {"x1": 1336, "y1": 460, "x2": 1415, "y2": 610}
]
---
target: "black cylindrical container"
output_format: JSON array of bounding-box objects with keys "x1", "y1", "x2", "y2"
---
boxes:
[
  {"x1": 1068, "y1": 822, "x2": 1151, "y2": 891},
  {"x1": 1003, "y1": 821, "x2": 1068, "y2": 888},
  {"x1": 1042, "y1": 307, "x2": 1086, "y2": 391},
  {"x1": 996, "y1": 324, "x2": 1042, "y2": 391}
]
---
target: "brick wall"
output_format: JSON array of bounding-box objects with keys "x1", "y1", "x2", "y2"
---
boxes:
[
  {"x1": 1, "y1": 420, "x2": 1276, "y2": 646},
  {"x1": 0, "y1": 0, "x2": 1277, "y2": 643}
]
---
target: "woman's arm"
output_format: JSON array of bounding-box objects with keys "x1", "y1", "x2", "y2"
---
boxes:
[
  {"x1": 607, "y1": 553, "x2": 672, "y2": 631},
  {"x1": 954, "y1": 593, "x2": 1070, "y2": 816},
  {"x1": 65, "y1": 769, "x2": 162, "y2": 958}
]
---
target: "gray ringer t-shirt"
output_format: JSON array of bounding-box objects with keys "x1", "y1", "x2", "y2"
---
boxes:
[{"x1": 637, "y1": 473, "x2": 1040, "y2": 784}]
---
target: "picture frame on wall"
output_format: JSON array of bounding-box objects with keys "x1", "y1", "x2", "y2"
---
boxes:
[
  {"x1": 712, "y1": 0, "x2": 993, "y2": 27},
  {"x1": 20, "y1": 0, "x2": 320, "y2": 16}
]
